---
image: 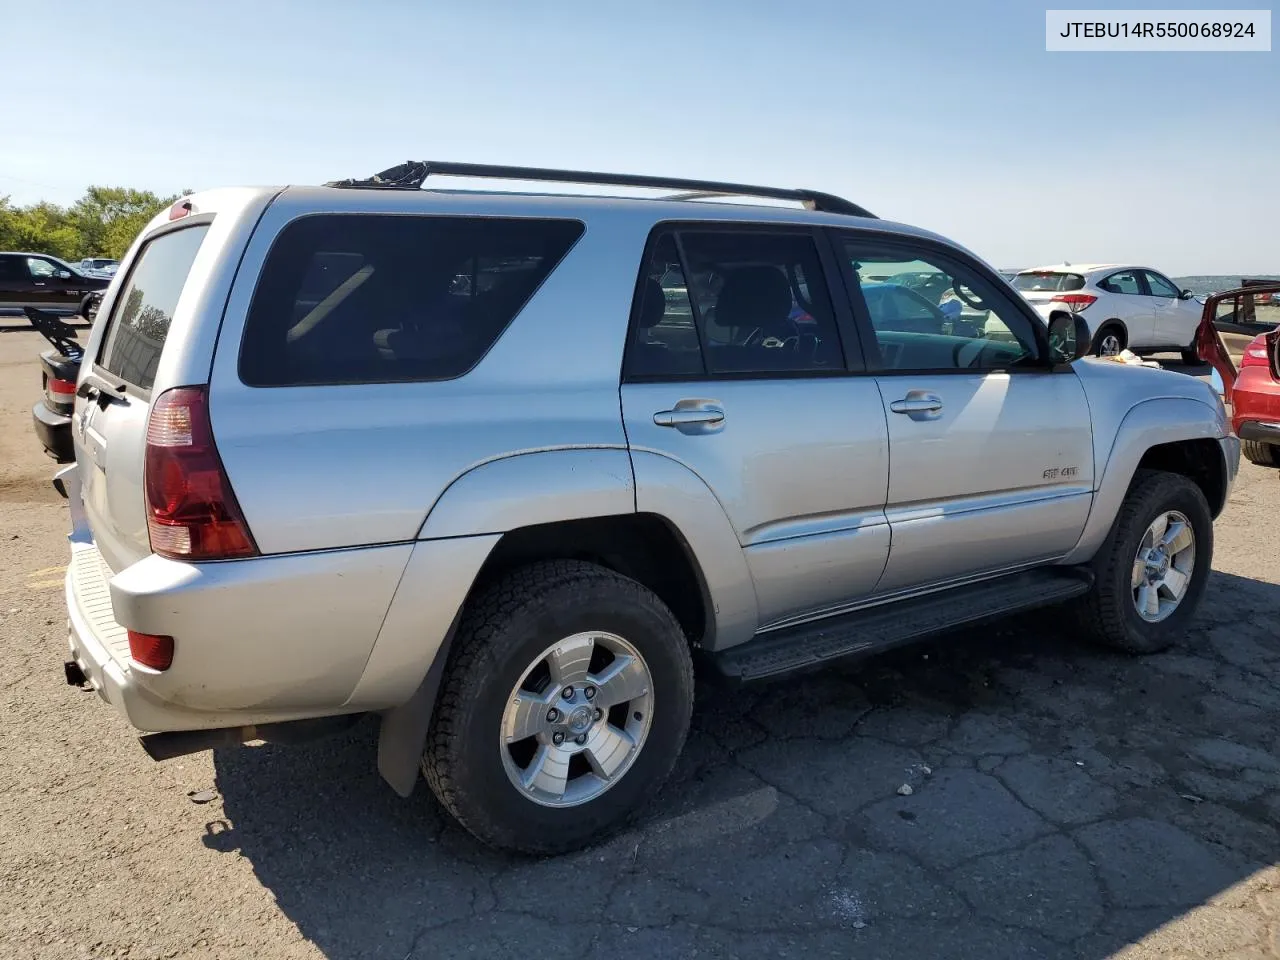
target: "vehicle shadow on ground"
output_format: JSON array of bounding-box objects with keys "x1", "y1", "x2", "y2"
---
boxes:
[{"x1": 209, "y1": 569, "x2": 1280, "y2": 960}]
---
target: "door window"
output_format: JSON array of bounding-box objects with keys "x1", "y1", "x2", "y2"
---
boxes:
[
  {"x1": 25, "y1": 257, "x2": 57, "y2": 279},
  {"x1": 1143, "y1": 271, "x2": 1179, "y2": 298},
  {"x1": 1098, "y1": 271, "x2": 1142, "y2": 295},
  {"x1": 0, "y1": 256, "x2": 23, "y2": 283},
  {"x1": 840, "y1": 239, "x2": 1040, "y2": 372},
  {"x1": 625, "y1": 228, "x2": 846, "y2": 378}
]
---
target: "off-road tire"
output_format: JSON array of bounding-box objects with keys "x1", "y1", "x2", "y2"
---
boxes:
[
  {"x1": 1242, "y1": 439, "x2": 1280, "y2": 467},
  {"x1": 1074, "y1": 469, "x2": 1212, "y2": 653},
  {"x1": 422, "y1": 560, "x2": 694, "y2": 855}
]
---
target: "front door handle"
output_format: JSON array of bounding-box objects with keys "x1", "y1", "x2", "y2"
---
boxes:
[
  {"x1": 889, "y1": 392, "x2": 944, "y2": 419},
  {"x1": 654, "y1": 406, "x2": 724, "y2": 427}
]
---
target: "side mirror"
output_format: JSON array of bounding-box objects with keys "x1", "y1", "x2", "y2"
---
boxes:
[
  {"x1": 1047, "y1": 311, "x2": 1091, "y2": 364},
  {"x1": 55, "y1": 270, "x2": 72, "y2": 280},
  {"x1": 1179, "y1": 288, "x2": 1195, "y2": 300}
]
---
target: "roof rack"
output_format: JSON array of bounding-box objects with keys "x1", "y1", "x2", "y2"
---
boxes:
[{"x1": 323, "y1": 160, "x2": 876, "y2": 219}]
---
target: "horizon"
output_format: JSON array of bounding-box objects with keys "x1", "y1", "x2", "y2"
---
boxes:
[{"x1": 2, "y1": 0, "x2": 1277, "y2": 275}]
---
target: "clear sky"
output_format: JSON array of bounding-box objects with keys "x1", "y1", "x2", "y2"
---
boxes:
[{"x1": 2, "y1": 0, "x2": 1276, "y2": 274}]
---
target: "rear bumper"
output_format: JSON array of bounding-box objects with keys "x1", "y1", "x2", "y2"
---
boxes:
[
  {"x1": 58, "y1": 462, "x2": 498, "y2": 734},
  {"x1": 32, "y1": 400, "x2": 74, "y2": 463},
  {"x1": 1237, "y1": 420, "x2": 1280, "y2": 444}
]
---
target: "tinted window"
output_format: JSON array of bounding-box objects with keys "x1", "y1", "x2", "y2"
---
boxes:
[
  {"x1": 679, "y1": 230, "x2": 843, "y2": 375},
  {"x1": 1144, "y1": 271, "x2": 1179, "y2": 298},
  {"x1": 1099, "y1": 271, "x2": 1141, "y2": 295},
  {"x1": 0, "y1": 256, "x2": 22, "y2": 282},
  {"x1": 843, "y1": 241, "x2": 1039, "y2": 372},
  {"x1": 627, "y1": 234, "x2": 705, "y2": 378},
  {"x1": 240, "y1": 215, "x2": 583, "y2": 387},
  {"x1": 1011, "y1": 271, "x2": 1084, "y2": 292},
  {"x1": 98, "y1": 224, "x2": 211, "y2": 391}
]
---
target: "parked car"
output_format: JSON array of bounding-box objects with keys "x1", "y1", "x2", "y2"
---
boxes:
[
  {"x1": 56, "y1": 161, "x2": 1238, "y2": 855},
  {"x1": 1011, "y1": 263, "x2": 1203, "y2": 361},
  {"x1": 24, "y1": 307, "x2": 83, "y2": 463},
  {"x1": 0, "y1": 252, "x2": 110, "y2": 316},
  {"x1": 79, "y1": 257, "x2": 120, "y2": 278},
  {"x1": 1195, "y1": 282, "x2": 1280, "y2": 467}
]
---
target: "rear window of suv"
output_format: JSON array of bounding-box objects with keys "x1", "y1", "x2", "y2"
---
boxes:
[
  {"x1": 98, "y1": 223, "x2": 211, "y2": 391},
  {"x1": 1011, "y1": 271, "x2": 1085, "y2": 293},
  {"x1": 239, "y1": 214, "x2": 584, "y2": 387}
]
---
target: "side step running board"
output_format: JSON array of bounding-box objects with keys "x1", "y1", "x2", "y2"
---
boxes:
[{"x1": 712, "y1": 568, "x2": 1093, "y2": 682}]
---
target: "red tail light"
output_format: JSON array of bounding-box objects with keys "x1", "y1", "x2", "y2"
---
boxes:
[
  {"x1": 48, "y1": 377, "x2": 76, "y2": 397},
  {"x1": 1241, "y1": 334, "x2": 1270, "y2": 368},
  {"x1": 127, "y1": 629, "x2": 174, "y2": 671},
  {"x1": 1050, "y1": 294, "x2": 1098, "y2": 311},
  {"x1": 144, "y1": 386, "x2": 257, "y2": 561}
]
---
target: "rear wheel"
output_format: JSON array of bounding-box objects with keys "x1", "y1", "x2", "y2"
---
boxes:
[
  {"x1": 1074, "y1": 470, "x2": 1212, "y2": 653},
  {"x1": 1242, "y1": 439, "x2": 1280, "y2": 467},
  {"x1": 423, "y1": 560, "x2": 694, "y2": 855},
  {"x1": 1092, "y1": 323, "x2": 1126, "y2": 357}
]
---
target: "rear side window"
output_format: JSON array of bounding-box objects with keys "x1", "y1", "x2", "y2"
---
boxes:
[
  {"x1": 239, "y1": 214, "x2": 584, "y2": 387},
  {"x1": 98, "y1": 224, "x2": 211, "y2": 391}
]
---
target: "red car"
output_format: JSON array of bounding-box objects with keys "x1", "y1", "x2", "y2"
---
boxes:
[{"x1": 1197, "y1": 283, "x2": 1280, "y2": 466}]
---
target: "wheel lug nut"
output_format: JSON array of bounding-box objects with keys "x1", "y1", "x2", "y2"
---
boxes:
[
  {"x1": 584, "y1": 686, "x2": 596, "y2": 700},
  {"x1": 575, "y1": 734, "x2": 587, "y2": 745},
  {"x1": 552, "y1": 732, "x2": 565, "y2": 746},
  {"x1": 561, "y1": 686, "x2": 574, "y2": 700},
  {"x1": 546, "y1": 708, "x2": 559, "y2": 723},
  {"x1": 593, "y1": 708, "x2": 603, "y2": 721}
]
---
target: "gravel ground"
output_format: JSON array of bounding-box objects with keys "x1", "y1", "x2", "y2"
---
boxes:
[{"x1": 2, "y1": 325, "x2": 1280, "y2": 960}]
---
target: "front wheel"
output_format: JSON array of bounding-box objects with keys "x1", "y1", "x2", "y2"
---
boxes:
[
  {"x1": 423, "y1": 560, "x2": 694, "y2": 855},
  {"x1": 1073, "y1": 470, "x2": 1212, "y2": 653}
]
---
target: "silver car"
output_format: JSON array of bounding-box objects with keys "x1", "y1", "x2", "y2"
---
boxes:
[{"x1": 58, "y1": 161, "x2": 1239, "y2": 854}]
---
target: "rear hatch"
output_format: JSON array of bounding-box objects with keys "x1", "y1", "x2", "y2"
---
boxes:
[
  {"x1": 76, "y1": 221, "x2": 214, "y2": 572},
  {"x1": 1010, "y1": 271, "x2": 1087, "y2": 316}
]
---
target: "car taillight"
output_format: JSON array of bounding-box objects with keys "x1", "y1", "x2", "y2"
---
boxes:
[
  {"x1": 144, "y1": 386, "x2": 257, "y2": 561},
  {"x1": 48, "y1": 377, "x2": 76, "y2": 398},
  {"x1": 1050, "y1": 294, "x2": 1098, "y2": 311},
  {"x1": 127, "y1": 629, "x2": 174, "y2": 671},
  {"x1": 1241, "y1": 334, "x2": 1270, "y2": 368}
]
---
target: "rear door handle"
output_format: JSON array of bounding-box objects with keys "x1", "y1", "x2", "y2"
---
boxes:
[{"x1": 654, "y1": 407, "x2": 724, "y2": 427}]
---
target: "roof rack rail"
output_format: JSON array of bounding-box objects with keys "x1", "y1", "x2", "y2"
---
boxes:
[{"x1": 323, "y1": 160, "x2": 876, "y2": 219}]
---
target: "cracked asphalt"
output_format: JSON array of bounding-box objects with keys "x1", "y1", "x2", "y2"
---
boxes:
[{"x1": 3, "y1": 327, "x2": 1280, "y2": 959}]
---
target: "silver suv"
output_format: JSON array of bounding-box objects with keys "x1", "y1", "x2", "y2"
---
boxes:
[{"x1": 58, "y1": 162, "x2": 1240, "y2": 855}]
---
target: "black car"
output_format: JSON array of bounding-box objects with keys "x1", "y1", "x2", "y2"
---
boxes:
[
  {"x1": 25, "y1": 307, "x2": 83, "y2": 463},
  {"x1": 0, "y1": 252, "x2": 110, "y2": 317}
]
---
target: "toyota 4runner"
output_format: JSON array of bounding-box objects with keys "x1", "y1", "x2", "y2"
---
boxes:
[{"x1": 57, "y1": 161, "x2": 1240, "y2": 854}]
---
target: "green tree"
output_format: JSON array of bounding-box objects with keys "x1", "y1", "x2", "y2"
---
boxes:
[
  {"x1": 69, "y1": 186, "x2": 181, "y2": 260},
  {"x1": 0, "y1": 185, "x2": 190, "y2": 262}
]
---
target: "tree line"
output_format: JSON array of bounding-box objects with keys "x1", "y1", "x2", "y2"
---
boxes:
[{"x1": 0, "y1": 186, "x2": 191, "y2": 262}]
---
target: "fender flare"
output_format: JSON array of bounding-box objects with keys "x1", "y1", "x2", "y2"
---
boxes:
[
  {"x1": 1063, "y1": 397, "x2": 1226, "y2": 564},
  {"x1": 417, "y1": 447, "x2": 635, "y2": 539}
]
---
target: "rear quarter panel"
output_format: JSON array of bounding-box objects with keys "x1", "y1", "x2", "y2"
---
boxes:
[{"x1": 207, "y1": 191, "x2": 653, "y2": 554}]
